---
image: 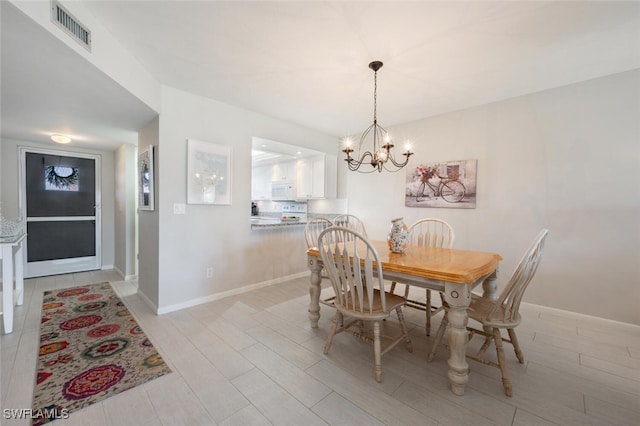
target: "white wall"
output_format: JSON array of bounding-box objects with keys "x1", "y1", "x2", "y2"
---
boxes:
[
  {"x1": 0, "y1": 138, "x2": 117, "y2": 270},
  {"x1": 114, "y1": 143, "x2": 137, "y2": 279},
  {"x1": 138, "y1": 118, "x2": 160, "y2": 309},
  {"x1": 155, "y1": 86, "x2": 337, "y2": 312},
  {"x1": 0, "y1": 138, "x2": 2, "y2": 213},
  {"x1": 345, "y1": 69, "x2": 640, "y2": 325}
]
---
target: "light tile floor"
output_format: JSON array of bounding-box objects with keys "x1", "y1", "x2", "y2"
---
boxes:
[{"x1": 1, "y1": 271, "x2": 639, "y2": 425}]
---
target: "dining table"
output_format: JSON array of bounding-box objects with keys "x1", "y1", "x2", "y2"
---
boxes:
[{"x1": 307, "y1": 240, "x2": 502, "y2": 396}]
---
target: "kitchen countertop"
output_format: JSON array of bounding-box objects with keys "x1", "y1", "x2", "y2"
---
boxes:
[{"x1": 250, "y1": 216, "x2": 306, "y2": 229}]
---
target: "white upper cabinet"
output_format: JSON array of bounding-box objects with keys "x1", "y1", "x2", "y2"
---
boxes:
[
  {"x1": 271, "y1": 160, "x2": 296, "y2": 182},
  {"x1": 296, "y1": 154, "x2": 337, "y2": 199},
  {"x1": 251, "y1": 164, "x2": 271, "y2": 200}
]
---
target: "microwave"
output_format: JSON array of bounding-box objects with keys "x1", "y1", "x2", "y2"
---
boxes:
[{"x1": 271, "y1": 182, "x2": 295, "y2": 200}]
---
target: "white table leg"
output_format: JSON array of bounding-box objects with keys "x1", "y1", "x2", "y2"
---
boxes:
[
  {"x1": 308, "y1": 255, "x2": 322, "y2": 328},
  {"x1": 2, "y1": 245, "x2": 14, "y2": 334},
  {"x1": 444, "y1": 282, "x2": 472, "y2": 396},
  {"x1": 15, "y1": 242, "x2": 24, "y2": 306},
  {"x1": 480, "y1": 270, "x2": 499, "y2": 346},
  {"x1": 482, "y1": 270, "x2": 498, "y2": 301}
]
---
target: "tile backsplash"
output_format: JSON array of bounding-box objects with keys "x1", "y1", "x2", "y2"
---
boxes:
[
  {"x1": 255, "y1": 200, "x2": 307, "y2": 214},
  {"x1": 253, "y1": 198, "x2": 348, "y2": 220},
  {"x1": 307, "y1": 199, "x2": 348, "y2": 215}
]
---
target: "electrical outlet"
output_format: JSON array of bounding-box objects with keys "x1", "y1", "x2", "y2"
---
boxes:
[{"x1": 206, "y1": 267, "x2": 213, "y2": 278}]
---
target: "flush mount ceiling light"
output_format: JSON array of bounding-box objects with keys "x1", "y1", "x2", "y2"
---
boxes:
[
  {"x1": 51, "y1": 134, "x2": 72, "y2": 144},
  {"x1": 341, "y1": 61, "x2": 414, "y2": 173}
]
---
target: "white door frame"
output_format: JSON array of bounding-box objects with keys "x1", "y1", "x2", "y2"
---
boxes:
[{"x1": 19, "y1": 146, "x2": 102, "y2": 278}]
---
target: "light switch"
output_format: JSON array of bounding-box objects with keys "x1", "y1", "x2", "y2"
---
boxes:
[{"x1": 173, "y1": 203, "x2": 186, "y2": 214}]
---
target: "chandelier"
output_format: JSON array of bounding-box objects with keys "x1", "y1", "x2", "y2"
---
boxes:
[{"x1": 342, "y1": 61, "x2": 414, "y2": 173}]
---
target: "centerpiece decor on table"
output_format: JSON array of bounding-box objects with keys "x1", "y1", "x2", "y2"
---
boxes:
[{"x1": 388, "y1": 217, "x2": 409, "y2": 254}]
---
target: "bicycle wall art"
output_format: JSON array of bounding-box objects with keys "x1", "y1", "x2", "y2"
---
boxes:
[{"x1": 405, "y1": 159, "x2": 477, "y2": 208}]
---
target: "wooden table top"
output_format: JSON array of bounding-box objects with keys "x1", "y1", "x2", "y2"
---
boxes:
[{"x1": 308, "y1": 240, "x2": 502, "y2": 285}]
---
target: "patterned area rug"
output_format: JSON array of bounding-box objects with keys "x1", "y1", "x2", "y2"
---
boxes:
[{"x1": 32, "y1": 282, "x2": 171, "y2": 425}]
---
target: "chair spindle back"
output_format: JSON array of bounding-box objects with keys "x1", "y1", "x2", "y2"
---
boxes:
[
  {"x1": 304, "y1": 217, "x2": 334, "y2": 248},
  {"x1": 408, "y1": 218, "x2": 455, "y2": 248},
  {"x1": 488, "y1": 229, "x2": 549, "y2": 324},
  {"x1": 333, "y1": 214, "x2": 368, "y2": 241},
  {"x1": 318, "y1": 226, "x2": 387, "y2": 315}
]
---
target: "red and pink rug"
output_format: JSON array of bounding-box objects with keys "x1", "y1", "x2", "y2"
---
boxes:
[{"x1": 32, "y1": 282, "x2": 171, "y2": 424}]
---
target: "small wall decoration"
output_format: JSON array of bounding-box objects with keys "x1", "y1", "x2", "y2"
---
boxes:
[
  {"x1": 44, "y1": 165, "x2": 79, "y2": 191},
  {"x1": 405, "y1": 159, "x2": 477, "y2": 209},
  {"x1": 187, "y1": 139, "x2": 232, "y2": 205},
  {"x1": 138, "y1": 145, "x2": 155, "y2": 211}
]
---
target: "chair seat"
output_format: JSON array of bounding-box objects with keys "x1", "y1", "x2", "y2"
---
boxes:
[
  {"x1": 337, "y1": 289, "x2": 407, "y2": 320},
  {"x1": 468, "y1": 294, "x2": 521, "y2": 328}
]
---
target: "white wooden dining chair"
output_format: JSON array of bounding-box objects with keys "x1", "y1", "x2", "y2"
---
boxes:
[
  {"x1": 390, "y1": 218, "x2": 455, "y2": 335},
  {"x1": 427, "y1": 229, "x2": 549, "y2": 397},
  {"x1": 333, "y1": 214, "x2": 367, "y2": 240},
  {"x1": 304, "y1": 217, "x2": 336, "y2": 306},
  {"x1": 318, "y1": 226, "x2": 413, "y2": 382},
  {"x1": 304, "y1": 217, "x2": 334, "y2": 249}
]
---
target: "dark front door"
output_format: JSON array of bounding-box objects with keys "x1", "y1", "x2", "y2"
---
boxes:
[{"x1": 21, "y1": 148, "x2": 101, "y2": 277}]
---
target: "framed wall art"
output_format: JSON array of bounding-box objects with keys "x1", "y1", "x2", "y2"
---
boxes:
[
  {"x1": 187, "y1": 139, "x2": 232, "y2": 205},
  {"x1": 405, "y1": 159, "x2": 477, "y2": 209},
  {"x1": 138, "y1": 145, "x2": 155, "y2": 211}
]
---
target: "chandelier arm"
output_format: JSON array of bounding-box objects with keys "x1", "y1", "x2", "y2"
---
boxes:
[
  {"x1": 357, "y1": 123, "x2": 377, "y2": 152},
  {"x1": 383, "y1": 158, "x2": 411, "y2": 171},
  {"x1": 354, "y1": 151, "x2": 376, "y2": 167},
  {"x1": 346, "y1": 154, "x2": 378, "y2": 173},
  {"x1": 386, "y1": 152, "x2": 412, "y2": 168},
  {"x1": 372, "y1": 124, "x2": 385, "y2": 153}
]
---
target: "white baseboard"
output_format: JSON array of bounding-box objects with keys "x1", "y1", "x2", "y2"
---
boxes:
[
  {"x1": 113, "y1": 266, "x2": 124, "y2": 279},
  {"x1": 156, "y1": 271, "x2": 309, "y2": 315},
  {"x1": 137, "y1": 288, "x2": 159, "y2": 314},
  {"x1": 112, "y1": 266, "x2": 137, "y2": 282},
  {"x1": 522, "y1": 301, "x2": 640, "y2": 329}
]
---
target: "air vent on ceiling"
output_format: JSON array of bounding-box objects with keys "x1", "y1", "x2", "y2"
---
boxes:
[{"x1": 51, "y1": 1, "x2": 91, "y2": 51}]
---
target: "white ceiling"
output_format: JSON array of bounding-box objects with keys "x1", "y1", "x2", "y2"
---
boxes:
[{"x1": 2, "y1": 1, "x2": 640, "y2": 151}]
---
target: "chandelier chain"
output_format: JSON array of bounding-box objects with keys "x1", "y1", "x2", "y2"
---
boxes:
[{"x1": 373, "y1": 70, "x2": 377, "y2": 124}]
